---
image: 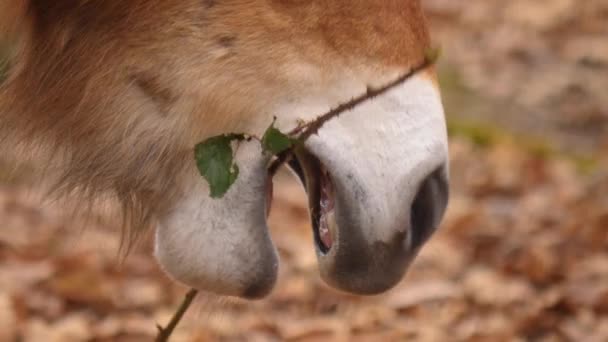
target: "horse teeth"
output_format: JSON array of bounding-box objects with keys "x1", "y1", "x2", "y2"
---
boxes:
[{"x1": 319, "y1": 212, "x2": 334, "y2": 250}]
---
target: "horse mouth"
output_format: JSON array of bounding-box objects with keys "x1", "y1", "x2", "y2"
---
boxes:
[{"x1": 288, "y1": 149, "x2": 336, "y2": 255}]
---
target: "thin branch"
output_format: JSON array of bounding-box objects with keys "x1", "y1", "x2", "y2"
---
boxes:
[
  {"x1": 267, "y1": 56, "x2": 435, "y2": 174},
  {"x1": 294, "y1": 58, "x2": 434, "y2": 141},
  {"x1": 155, "y1": 289, "x2": 199, "y2": 342}
]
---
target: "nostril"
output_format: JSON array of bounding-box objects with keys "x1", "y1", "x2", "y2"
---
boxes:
[{"x1": 409, "y1": 166, "x2": 449, "y2": 250}]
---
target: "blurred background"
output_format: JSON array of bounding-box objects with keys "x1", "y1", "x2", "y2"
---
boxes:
[{"x1": 1, "y1": 0, "x2": 607, "y2": 341}]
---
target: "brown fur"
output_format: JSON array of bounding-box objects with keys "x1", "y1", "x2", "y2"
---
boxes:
[{"x1": 0, "y1": 0, "x2": 432, "y2": 242}]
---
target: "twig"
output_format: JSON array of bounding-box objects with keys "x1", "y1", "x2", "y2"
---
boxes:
[
  {"x1": 267, "y1": 56, "x2": 434, "y2": 174},
  {"x1": 295, "y1": 58, "x2": 434, "y2": 140},
  {"x1": 155, "y1": 289, "x2": 199, "y2": 342}
]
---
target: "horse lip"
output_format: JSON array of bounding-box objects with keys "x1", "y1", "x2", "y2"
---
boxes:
[{"x1": 288, "y1": 146, "x2": 413, "y2": 294}]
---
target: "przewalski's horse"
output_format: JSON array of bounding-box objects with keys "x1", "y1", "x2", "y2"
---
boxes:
[{"x1": 0, "y1": 0, "x2": 448, "y2": 299}]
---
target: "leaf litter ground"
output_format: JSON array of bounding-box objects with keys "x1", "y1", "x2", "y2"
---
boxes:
[{"x1": 1, "y1": 1, "x2": 607, "y2": 340}]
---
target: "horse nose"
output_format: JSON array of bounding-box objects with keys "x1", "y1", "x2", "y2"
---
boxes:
[{"x1": 408, "y1": 165, "x2": 449, "y2": 251}]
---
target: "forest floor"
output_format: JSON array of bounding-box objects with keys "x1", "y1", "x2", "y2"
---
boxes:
[{"x1": 1, "y1": 1, "x2": 607, "y2": 341}]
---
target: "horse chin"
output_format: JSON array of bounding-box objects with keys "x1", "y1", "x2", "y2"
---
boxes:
[{"x1": 154, "y1": 141, "x2": 279, "y2": 299}]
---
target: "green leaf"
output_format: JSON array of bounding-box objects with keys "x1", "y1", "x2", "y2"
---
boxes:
[
  {"x1": 262, "y1": 120, "x2": 296, "y2": 155},
  {"x1": 194, "y1": 134, "x2": 244, "y2": 198},
  {"x1": 424, "y1": 46, "x2": 442, "y2": 64}
]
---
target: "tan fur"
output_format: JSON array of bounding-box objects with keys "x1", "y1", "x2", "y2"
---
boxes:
[{"x1": 0, "y1": 0, "x2": 432, "y2": 241}]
